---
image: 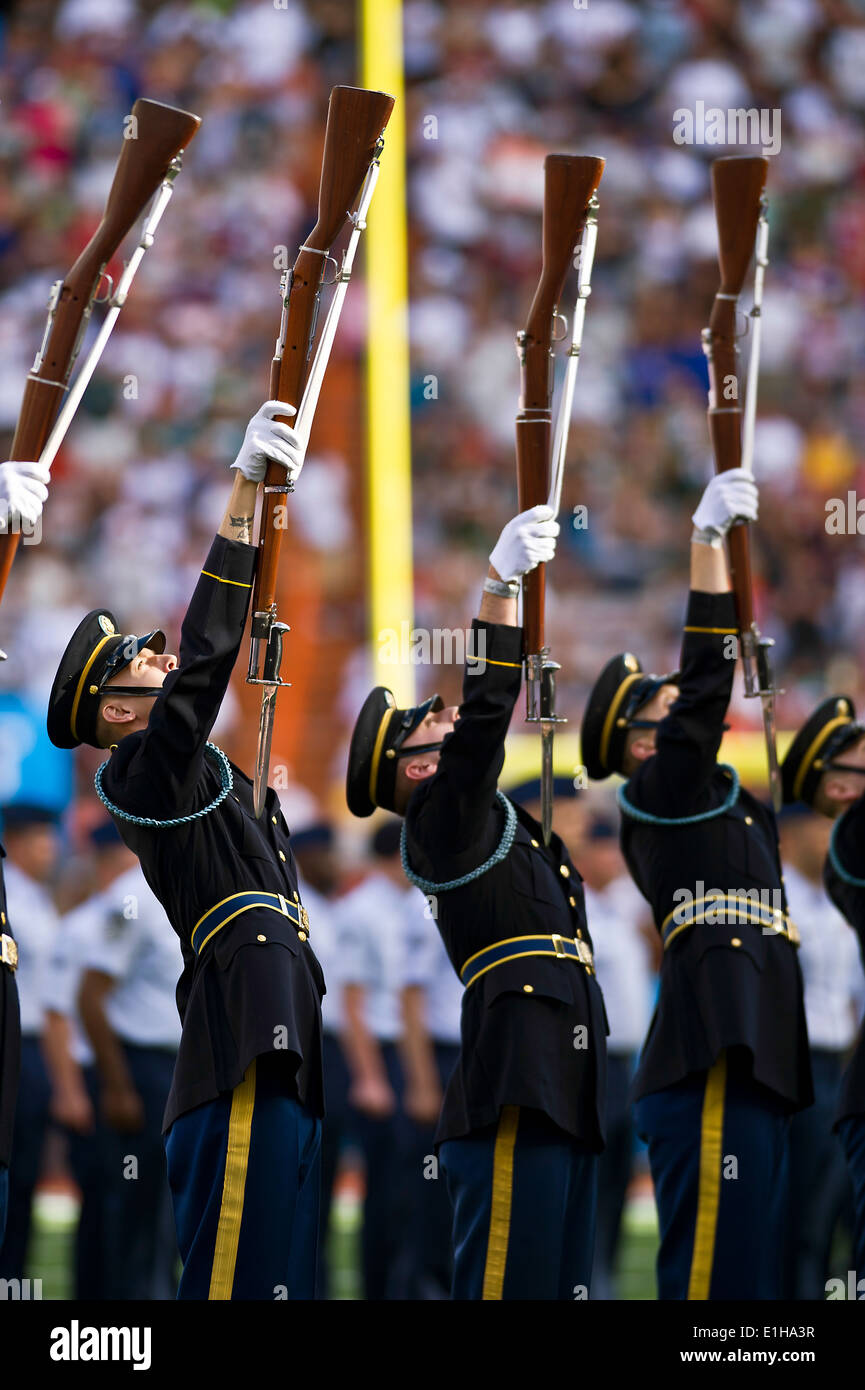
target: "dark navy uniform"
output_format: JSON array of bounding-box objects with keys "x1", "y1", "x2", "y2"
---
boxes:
[
  {"x1": 822, "y1": 799, "x2": 865, "y2": 1278},
  {"x1": 402, "y1": 620, "x2": 607, "y2": 1300},
  {"x1": 0, "y1": 849, "x2": 20, "y2": 1251},
  {"x1": 611, "y1": 592, "x2": 811, "y2": 1299},
  {"x1": 49, "y1": 534, "x2": 325, "y2": 1300}
]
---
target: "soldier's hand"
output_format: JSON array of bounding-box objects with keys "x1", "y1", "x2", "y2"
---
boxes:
[
  {"x1": 101, "y1": 1081, "x2": 145, "y2": 1133},
  {"x1": 51, "y1": 1085, "x2": 94, "y2": 1134},
  {"x1": 692, "y1": 468, "x2": 758, "y2": 537},
  {"x1": 349, "y1": 1075, "x2": 396, "y2": 1118},
  {"x1": 230, "y1": 401, "x2": 305, "y2": 484},
  {"x1": 403, "y1": 1080, "x2": 443, "y2": 1126},
  {"x1": 489, "y1": 504, "x2": 559, "y2": 581},
  {"x1": 0, "y1": 459, "x2": 50, "y2": 528}
]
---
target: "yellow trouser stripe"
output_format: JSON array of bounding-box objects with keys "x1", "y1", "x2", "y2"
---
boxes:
[
  {"x1": 208, "y1": 1059, "x2": 256, "y2": 1300},
  {"x1": 687, "y1": 1052, "x2": 727, "y2": 1301},
  {"x1": 482, "y1": 1105, "x2": 519, "y2": 1300}
]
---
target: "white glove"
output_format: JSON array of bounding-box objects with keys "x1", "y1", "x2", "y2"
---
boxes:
[
  {"x1": 691, "y1": 468, "x2": 758, "y2": 536},
  {"x1": 489, "y1": 504, "x2": 560, "y2": 581},
  {"x1": 0, "y1": 460, "x2": 50, "y2": 528},
  {"x1": 230, "y1": 401, "x2": 305, "y2": 484}
]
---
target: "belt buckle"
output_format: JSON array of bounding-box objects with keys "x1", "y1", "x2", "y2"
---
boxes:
[
  {"x1": 300, "y1": 906, "x2": 309, "y2": 932},
  {"x1": 576, "y1": 940, "x2": 593, "y2": 971},
  {"x1": 0, "y1": 934, "x2": 18, "y2": 972},
  {"x1": 551, "y1": 933, "x2": 568, "y2": 960}
]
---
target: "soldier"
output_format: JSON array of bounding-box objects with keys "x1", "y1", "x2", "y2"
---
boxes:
[
  {"x1": 777, "y1": 803, "x2": 864, "y2": 1299},
  {"x1": 781, "y1": 696, "x2": 865, "y2": 1283},
  {"x1": 0, "y1": 803, "x2": 61, "y2": 1282},
  {"x1": 346, "y1": 504, "x2": 607, "y2": 1301},
  {"x1": 0, "y1": 457, "x2": 51, "y2": 1251},
  {"x1": 580, "y1": 468, "x2": 812, "y2": 1300},
  {"x1": 46, "y1": 402, "x2": 325, "y2": 1300},
  {"x1": 78, "y1": 857, "x2": 182, "y2": 1299}
]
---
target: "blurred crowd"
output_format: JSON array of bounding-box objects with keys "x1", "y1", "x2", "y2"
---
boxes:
[{"x1": 2, "y1": 0, "x2": 865, "y2": 804}]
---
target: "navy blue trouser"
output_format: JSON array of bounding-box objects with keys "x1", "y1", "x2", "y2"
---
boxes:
[
  {"x1": 316, "y1": 1030, "x2": 353, "y2": 1298},
  {"x1": 439, "y1": 1105, "x2": 598, "y2": 1300},
  {"x1": 784, "y1": 1049, "x2": 852, "y2": 1299},
  {"x1": 402, "y1": 1041, "x2": 461, "y2": 1300},
  {"x1": 592, "y1": 1051, "x2": 637, "y2": 1300},
  {"x1": 0, "y1": 1164, "x2": 7, "y2": 1252},
  {"x1": 633, "y1": 1051, "x2": 790, "y2": 1300},
  {"x1": 65, "y1": 1064, "x2": 108, "y2": 1299},
  {"x1": 352, "y1": 1040, "x2": 410, "y2": 1300},
  {"x1": 165, "y1": 1054, "x2": 321, "y2": 1300},
  {"x1": 101, "y1": 1043, "x2": 178, "y2": 1299},
  {"x1": 838, "y1": 1112, "x2": 865, "y2": 1282},
  {"x1": 0, "y1": 1036, "x2": 50, "y2": 1279}
]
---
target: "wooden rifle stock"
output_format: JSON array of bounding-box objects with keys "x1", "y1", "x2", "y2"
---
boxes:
[
  {"x1": 517, "y1": 154, "x2": 604, "y2": 656},
  {"x1": 252, "y1": 86, "x2": 395, "y2": 624},
  {"x1": 705, "y1": 155, "x2": 768, "y2": 633},
  {"x1": 0, "y1": 99, "x2": 200, "y2": 604}
]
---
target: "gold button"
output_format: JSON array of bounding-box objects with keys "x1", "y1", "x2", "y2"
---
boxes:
[
  {"x1": 298, "y1": 930, "x2": 307, "y2": 942},
  {"x1": 272, "y1": 816, "x2": 278, "y2": 825},
  {"x1": 523, "y1": 984, "x2": 533, "y2": 993},
  {"x1": 530, "y1": 838, "x2": 539, "y2": 848},
  {"x1": 1, "y1": 912, "x2": 4, "y2": 925},
  {"x1": 560, "y1": 865, "x2": 569, "y2": 878},
  {"x1": 279, "y1": 850, "x2": 286, "y2": 862},
  {"x1": 257, "y1": 934, "x2": 267, "y2": 943},
  {"x1": 731, "y1": 937, "x2": 742, "y2": 947},
  {"x1": 569, "y1": 896, "x2": 576, "y2": 907},
  {"x1": 744, "y1": 816, "x2": 753, "y2": 826},
  {"x1": 577, "y1": 929, "x2": 583, "y2": 940}
]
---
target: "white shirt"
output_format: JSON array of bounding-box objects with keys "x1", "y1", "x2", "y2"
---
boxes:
[
  {"x1": 80, "y1": 864, "x2": 182, "y2": 1050},
  {"x1": 334, "y1": 872, "x2": 408, "y2": 1042},
  {"x1": 42, "y1": 897, "x2": 101, "y2": 1067},
  {"x1": 584, "y1": 874, "x2": 654, "y2": 1054},
  {"x1": 4, "y1": 861, "x2": 59, "y2": 1036},
  {"x1": 402, "y1": 887, "x2": 462, "y2": 1045},
  {"x1": 783, "y1": 862, "x2": 865, "y2": 1052},
  {"x1": 297, "y1": 875, "x2": 343, "y2": 1034}
]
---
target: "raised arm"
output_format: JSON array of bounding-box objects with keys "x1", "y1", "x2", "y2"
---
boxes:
[
  {"x1": 632, "y1": 469, "x2": 757, "y2": 818},
  {"x1": 103, "y1": 403, "x2": 305, "y2": 815},
  {"x1": 411, "y1": 505, "x2": 558, "y2": 850}
]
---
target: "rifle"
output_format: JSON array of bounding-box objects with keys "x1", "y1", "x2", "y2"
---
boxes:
[
  {"x1": 516, "y1": 153, "x2": 605, "y2": 843},
  {"x1": 0, "y1": 99, "x2": 200, "y2": 629},
  {"x1": 702, "y1": 154, "x2": 781, "y2": 810},
  {"x1": 249, "y1": 84, "x2": 395, "y2": 817}
]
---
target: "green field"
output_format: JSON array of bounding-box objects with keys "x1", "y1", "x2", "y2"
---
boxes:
[{"x1": 25, "y1": 1187, "x2": 661, "y2": 1300}]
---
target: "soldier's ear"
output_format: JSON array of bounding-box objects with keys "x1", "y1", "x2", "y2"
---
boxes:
[
  {"x1": 404, "y1": 755, "x2": 438, "y2": 783},
  {"x1": 100, "y1": 699, "x2": 138, "y2": 727},
  {"x1": 628, "y1": 732, "x2": 656, "y2": 766}
]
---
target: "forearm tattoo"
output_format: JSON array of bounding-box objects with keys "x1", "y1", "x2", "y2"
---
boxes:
[{"x1": 228, "y1": 512, "x2": 254, "y2": 543}]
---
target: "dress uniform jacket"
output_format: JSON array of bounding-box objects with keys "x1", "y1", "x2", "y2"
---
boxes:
[
  {"x1": 404, "y1": 619, "x2": 607, "y2": 1150},
  {"x1": 621, "y1": 591, "x2": 811, "y2": 1110},
  {"x1": 100, "y1": 535, "x2": 325, "y2": 1132},
  {"x1": 0, "y1": 850, "x2": 20, "y2": 1167},
  {"x1": 824, "y1": 798, "x2": 865, "y2": 1123}
]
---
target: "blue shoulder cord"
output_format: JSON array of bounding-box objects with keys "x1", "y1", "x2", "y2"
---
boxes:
[
  {"x1": 617, "y1": 763, "x2": 740, "y2": 826},
  {"x1": 828, "y1": 810, "x2": 865, "y2": 887},
  {"x1": 94, "y1": 741, "x2": 234, "y2": 828},
  {"x1": 400, "y1": 790, "x2": 518, "y2": 894}
]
